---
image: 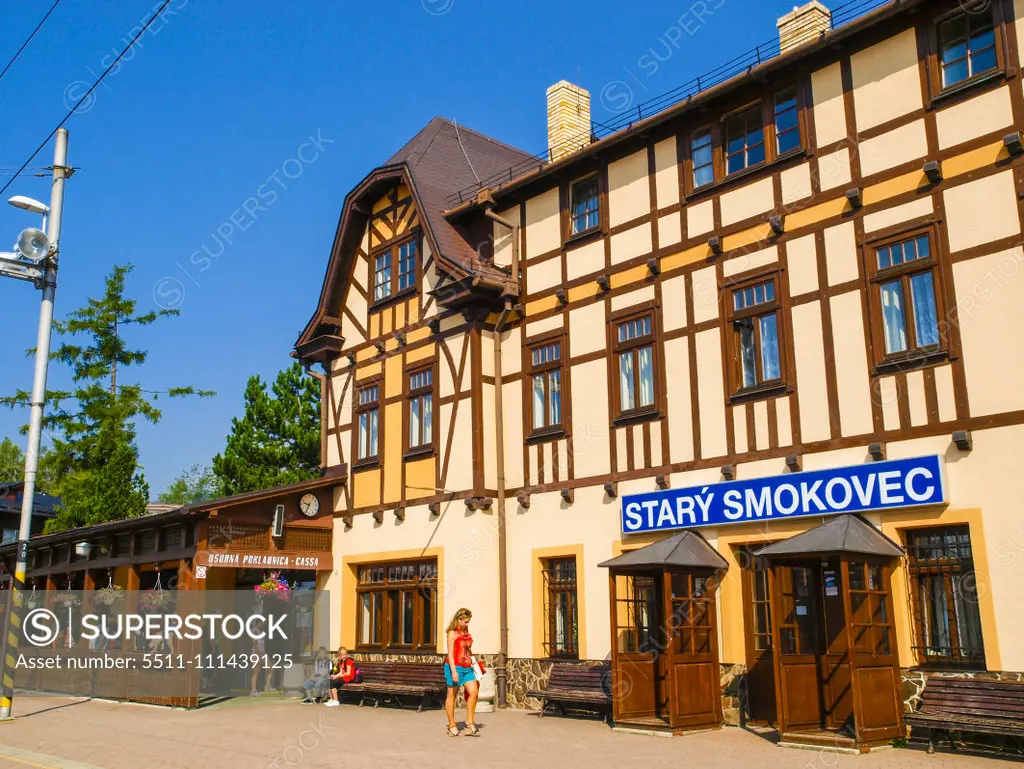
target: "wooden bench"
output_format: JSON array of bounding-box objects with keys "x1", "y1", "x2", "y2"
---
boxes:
[
  {"x1": 905, "y1": 676, "x2": 1024, "y2": 753},
  {"x1": 527, "y1": 662, "x2": 612, "y2": 723},
  {"x1": 341, "y1": 662, "x2": 447, "y2": 711}
]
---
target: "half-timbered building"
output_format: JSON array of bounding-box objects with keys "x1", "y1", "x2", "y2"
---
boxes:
[{"x1": 296, "y1": 0, "x2": 1024, "y2": 746}]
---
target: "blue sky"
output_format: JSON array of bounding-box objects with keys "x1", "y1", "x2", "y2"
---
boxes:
[{"x1": 0, "y1": 0, "x2": 809, "y2": 496}]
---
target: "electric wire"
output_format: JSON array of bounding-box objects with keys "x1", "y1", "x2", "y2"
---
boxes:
[
  {"x1": 0, "y1": 0, "x2": 67, "y2": 87},
  {"x1": 0, "y1": 0, "x2": 174, "y2": 199}
]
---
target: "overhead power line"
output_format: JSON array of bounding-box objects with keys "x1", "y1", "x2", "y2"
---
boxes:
[
  {"x1": 0, "y1": 0, "x2": 67, "y2": 86},
  {"x1": 0, "y1": 0, "x2": 174, "y2": 199}
]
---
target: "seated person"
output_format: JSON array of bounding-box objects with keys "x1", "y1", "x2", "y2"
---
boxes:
[
  {"x1": 302, "y1": 647, "x2": 332, "y2": 704},
  {"x1": 324, "y1": 647, "x2": 356, "y2": 708}
]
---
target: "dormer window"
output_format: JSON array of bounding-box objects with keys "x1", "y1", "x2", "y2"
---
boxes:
[{"x1": 372, "y1": 236, "x2": 419, "y2": 304}]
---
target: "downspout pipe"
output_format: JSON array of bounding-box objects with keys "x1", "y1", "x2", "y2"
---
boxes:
[
  {"x1": 483, "y1": 205, "x2": 519, "y2": 709},
  {"x1": 303, "y1": 361, "x2": 329, "y2": 473}
]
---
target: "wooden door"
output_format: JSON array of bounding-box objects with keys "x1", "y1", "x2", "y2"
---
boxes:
[
  {"x1": 770, "y1": 562, "x2": 824, "y2": 734},
  {"x1": 664, "y1": 570, "x2": 723, "y2": 730},
  {"x1": 740, "y1": 548, "x2": 776, "y2": 724},
  {"x1": 820, "y1": 558, "x2": 853, "y2": 732},
  {"x1": 610, "y1": 572, "x2": 662, "y2": 722},
  {"x1": 843, "y1": 559, "x2": 904, "y2": 745}
]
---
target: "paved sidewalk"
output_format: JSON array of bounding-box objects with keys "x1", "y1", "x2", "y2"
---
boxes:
[{"x1": 0, "y1": 693, "x2": 1018, "y2": 769}]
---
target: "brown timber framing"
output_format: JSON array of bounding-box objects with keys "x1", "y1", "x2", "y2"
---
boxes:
[{"x1": 317, "y1": 0, "x2": 1024, "y2": 520}]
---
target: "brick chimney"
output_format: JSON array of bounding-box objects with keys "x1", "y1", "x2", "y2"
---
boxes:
[
  {"x1": 777, "y1": 1, "x2": 832, "y2": 54},
  {"x1": 546, "y1": 81, "x2": 591, "y2": 162}
]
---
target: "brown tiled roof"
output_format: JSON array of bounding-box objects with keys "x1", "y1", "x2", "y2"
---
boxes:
[
  {"x1": 387, "y1": 117, "x2": 533, "y2": 277},
  {"x1": 295, "y1": 118, "x2": 532, "y2": 353}
]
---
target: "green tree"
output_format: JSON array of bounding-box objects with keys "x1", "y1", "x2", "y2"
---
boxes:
[
  {"x1": 158, "y1": 463, "x2": 222, "y2": 505},
  {"x1": 0, "y1": 437, "x2": 61, "y2": 494},
  {"x1": 0, "y1": 438, "x2": 23, "y2": 484},
  {"x1": 213, "y1": 362, "x2": 320, "y2": 495},
  {"x1": 1, "y1": 265, "x2": 213, "y2": 533}
]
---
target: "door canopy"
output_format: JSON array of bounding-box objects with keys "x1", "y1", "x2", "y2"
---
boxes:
[
  {"x1": 600, "y1": 530, "x2": 729, "y2": 571},
  {"x1": 755, "y1": 514, "x2": 904, "y2": 559}
]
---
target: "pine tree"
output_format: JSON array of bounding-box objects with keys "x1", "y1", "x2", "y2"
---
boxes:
[
  {"x1": 158, "y1": 463, "x2": 222, "y2": 505},
  {"x1": 1, "y1": 265, "x2": 213, "y2": 533},
  {"x1": 213, "y1": 362, "x2": 320, "y2": 495}
]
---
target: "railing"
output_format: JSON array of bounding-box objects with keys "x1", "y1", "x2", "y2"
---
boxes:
[
  {"x1": 446, "y1": 0, "x2": 895, "y2": 207},
  {"x1": 283, "y1": 527, "x2": 332, "y2": 552},
  {"x1": 207, "y1": 523, "x2": 269, "y2": 550}
]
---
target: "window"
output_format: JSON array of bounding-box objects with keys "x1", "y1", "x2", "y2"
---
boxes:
[
  {"x1": 1, "y1": 529, "x2": 16, "y2": 546},
  {"x1": 725, "y1": 106, "x2": 765, "y2": 175},
  {"x1": 848, "y1": 561, "x2": 894, "y2": 657},
  {"x1": 670, "y1": 573, "x2": 713, "y2": 656},
  {"x1": 615, "y1": 314, "x2": 657, "y2": 416},
  {"x1": 356, "y1": 559, "x2": 438, "y2": 651},
  {"x1": 691, "y1": 128, "x2": 714, "y2": 188},
  {"x1": 373, "y1": 251, "x2": 392, "y2": 302},
  {"x1": 398, "y1": 240, "x2": 418, "y2": 291},
  {"x1": 407, "y1": 368, "x2": 433, "y2": 452},
  {"x1": 356, "y1": 385, "x2": 380, "y2": 463},
  {"x1": 939, "y1": 10, "x2": 997, "y2": 89},
  {"x1": 542, "y1": 558, "x2": 578, "y2": 658},
  {"x1": 730, "y1": 278, "x2": 782, "y2": 392},
  {"x1": 774, "y1": 89, "x2": 800, "y2": 155},
  {"x1": 870, "y1": 231, "x2": 942, "y2": 362},
  {"x1": 529, "y1": 341, "x2": 563, "y2": 434},
  {"x1": 372, "y1": 237, "x2": 419, "y2": 304},
  {"x1": 569, "y1": 176, "x2": 600, "y2": 236},
  {"x1": 906, "y1": 526, "x2": 985, "y2": 667}
]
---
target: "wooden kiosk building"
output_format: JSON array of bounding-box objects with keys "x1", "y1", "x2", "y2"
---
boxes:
[{"x1": 599, "y1": 515, "x2": 905, "y2": 749}]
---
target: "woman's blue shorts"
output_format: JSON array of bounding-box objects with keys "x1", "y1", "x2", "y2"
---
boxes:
[{"x1": 444, "y1": 663, "x2": 475, "y2": 687}]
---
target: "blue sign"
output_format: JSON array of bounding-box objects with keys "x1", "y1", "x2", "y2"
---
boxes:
[{"x1": 621, "y1": 455, "x2": 945, "y2": 535}]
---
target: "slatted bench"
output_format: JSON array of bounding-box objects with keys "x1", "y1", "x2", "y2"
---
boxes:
[
  {"x1": 342, "y1": 662, "x2": 447, "y2": 711},
  {"x1": 527, "y1": 662, "x2": 612, "y2": 723},
  {"x1": 905, "y1": 676, "x2": 1024, "y2": 753}
]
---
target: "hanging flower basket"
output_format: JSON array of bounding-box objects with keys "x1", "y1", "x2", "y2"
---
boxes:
[
  {"x1": 137, "y1": 588, "x2": 174, "y2": 613},
  {"x1": 53, "y1": 591, "x2": 81, "y2": 608},
  {"x1": 92, "y1": 585, "x2": 124, "y2": 608},
  {"x1": 254, "y1": 572, "x2": 291, "y2": 601}
]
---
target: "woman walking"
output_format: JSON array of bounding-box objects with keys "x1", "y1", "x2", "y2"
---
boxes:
[{"x1": 444, "y1": 608, "x2": 480, "y2": 737}]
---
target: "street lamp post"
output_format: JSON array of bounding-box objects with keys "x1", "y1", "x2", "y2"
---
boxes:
[{"x1": 0, "y1": 128, "x2": 69, "y2": 719}]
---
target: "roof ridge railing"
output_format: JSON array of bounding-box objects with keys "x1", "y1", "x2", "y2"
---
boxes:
[{"x1": 446, "y1": 0, "x2": 893, "y2": 207}]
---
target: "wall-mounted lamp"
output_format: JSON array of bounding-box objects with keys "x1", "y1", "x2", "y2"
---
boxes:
[
  {"x1": 428, "y1": 318, "x2": 441, "y2": 334},
  {"x1": 845, "y1": 188, "x2": 863, "y2": 209},
  {"x1": 395, "y1": 332, "x2": 406, "y2": 347},
  {"x1": 868, "y1": 442, "x2": 886, "y2": 461},
  {"x1": 655, "y1": 474, "x2": 670, "y2": 490},
  {"x1": 374, "y1": 340, "x2": 386, "y2": 355},
  {"x1": 952, "y1": 430, "x2": 973, "y2": 451},
  {"x1": 428, "y1": 502, "x2": 440, "y2": 518},
  {"x1": 646, "y1": 258, "x2": 661, "y2": 276},
  {"x1": 560, "y1": 488, "x2": 574, "y2": 504},
  {"x1": 708, "y1": 235, "x2": 723, "y2": 255},
  {"x1": 1004, "y1": 131, "x2": 1023, "y2": 156},
  {"x1": 923, "y1": 160, "x2": 943, "y2": 184},
  {"x1": 721, "y1": 464, "x2": 735, "y2": 481},
  {"x1": 347, "y1": 353, "x2": 357, "y2": 367},
  {"x1": 394, "y1": 508, "x2": 406, "y2": 522},
  {"x1": 596, "y1": 274, "x2": 610, "y2": 292},
  {"x1": 372, "y1": 510, "x2": 384, "y2": 524},
  {"x1": 603, "y1": 481, "x2": 618, "y2": 498},
  {"x1": 343, "y1": 516, "x2": 353, "y2": 530},
  {"x1": 555, "y1": 288, "x2": 568, "y2": 305},
  {"x1": 769, "y1": 215, "x2": 785, "y2": 235},
  {"x1": 517, "y1": 492, "x2": 531, "y2": 509},
  {"x1": 785, "y1": 454, "x2": 801, "y2": 472},
  {"x1": 513, "y1": 303, "x2": 525, "y2": 316}
]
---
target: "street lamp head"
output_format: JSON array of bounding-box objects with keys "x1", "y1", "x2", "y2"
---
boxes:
[
  {"x1": 8, "y1": 196, "x2": 49, "y2": 215},
  {"x1": 15, "y1": 228, "x2": 49, "y2": 263}
]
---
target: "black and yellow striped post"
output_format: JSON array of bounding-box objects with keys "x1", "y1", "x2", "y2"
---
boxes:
[{"x1": 1, "y1": 549, "x2": 28, "y2": 718}]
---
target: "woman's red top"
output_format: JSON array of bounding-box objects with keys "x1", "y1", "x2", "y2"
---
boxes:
[
  {"x1": 332, "y1": 658, "x2": 356, "y2": 682},
  {"x1": 452, "y1": 630, "x2": 473, "y2": 668}
]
